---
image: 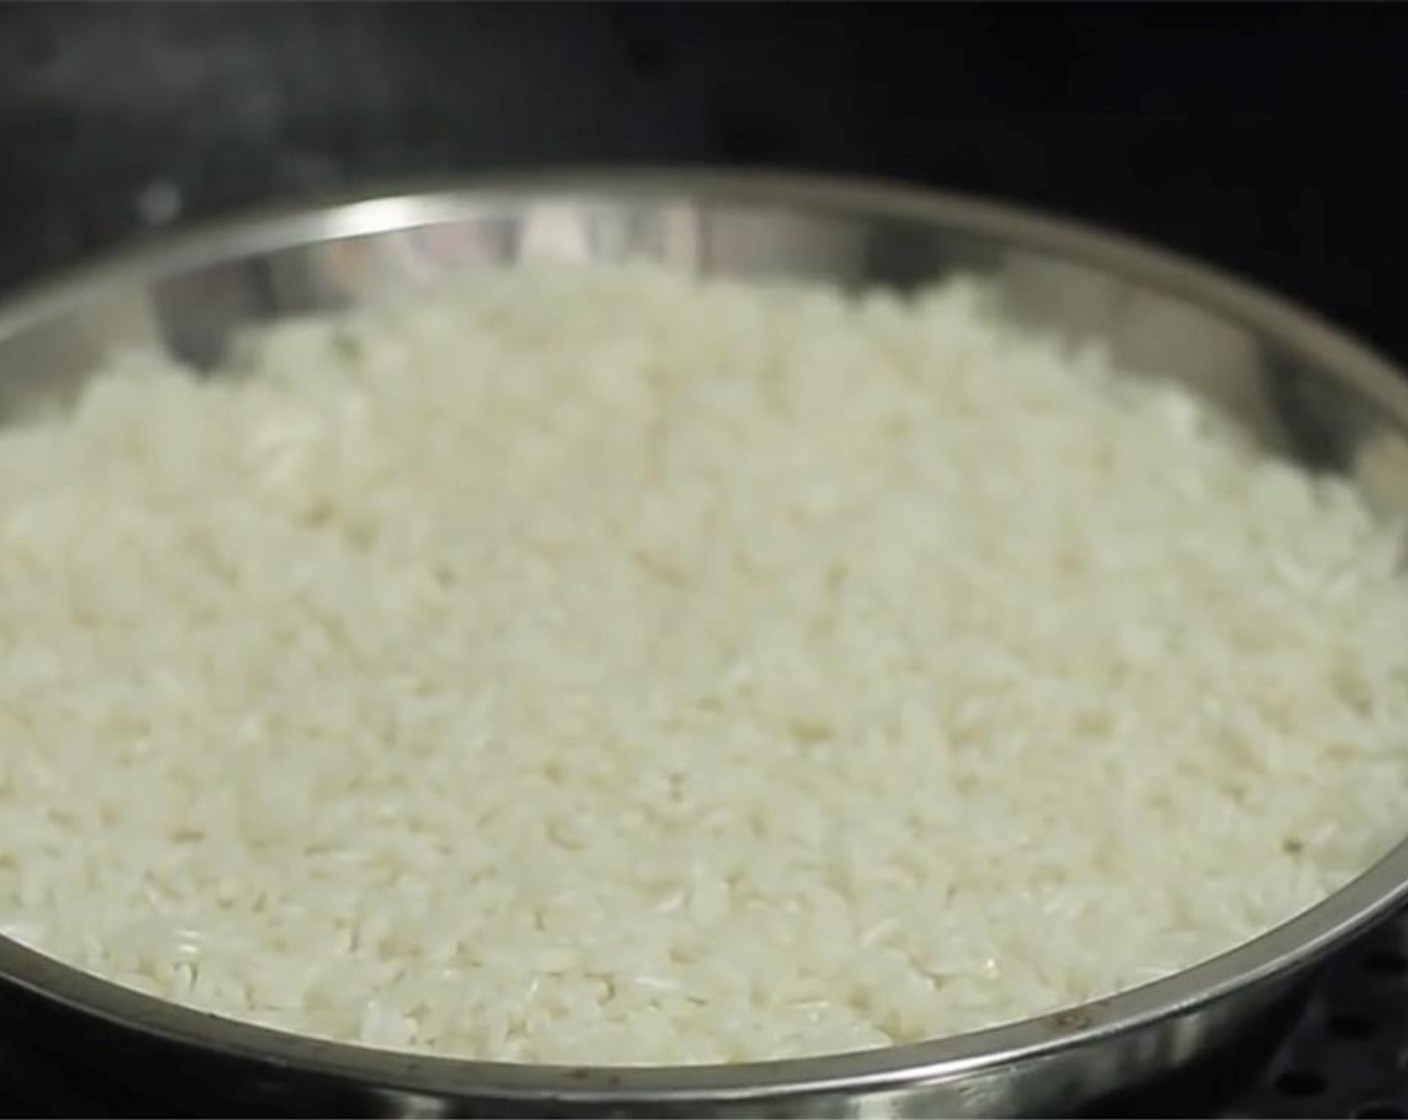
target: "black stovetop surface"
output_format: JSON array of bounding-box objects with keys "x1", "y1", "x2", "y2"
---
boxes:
[{"x1": 1, "y1": 4, "x2": 1407, "y2": 1115}]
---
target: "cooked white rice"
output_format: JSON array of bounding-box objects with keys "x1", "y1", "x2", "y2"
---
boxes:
[{"x1": 0, "y1": 263, "x2": 1406, "y2": 1066}]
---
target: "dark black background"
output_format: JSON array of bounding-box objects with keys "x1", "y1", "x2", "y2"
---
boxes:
[{"x1": 0, "y1": 2, "x2": 1403, "y2": 358}]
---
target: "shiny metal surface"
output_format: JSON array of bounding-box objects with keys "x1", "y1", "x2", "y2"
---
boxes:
[{"x1": 0, "y1": 170, "x2": 1407, "y2": 1118}]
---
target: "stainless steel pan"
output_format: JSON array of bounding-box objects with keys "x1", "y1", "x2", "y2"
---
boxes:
[{"x1": 1, "y1": 170, "x2": 1406, "y2": 1117}]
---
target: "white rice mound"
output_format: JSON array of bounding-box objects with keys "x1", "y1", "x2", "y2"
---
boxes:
[{"x1": 1, "y1": 263, "x2": 1407, "y2": 1066}]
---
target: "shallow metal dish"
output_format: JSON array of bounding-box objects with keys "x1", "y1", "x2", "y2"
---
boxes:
[{"x1": 1, "y1": 170, "x2": 1407, "y2": 1118}]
